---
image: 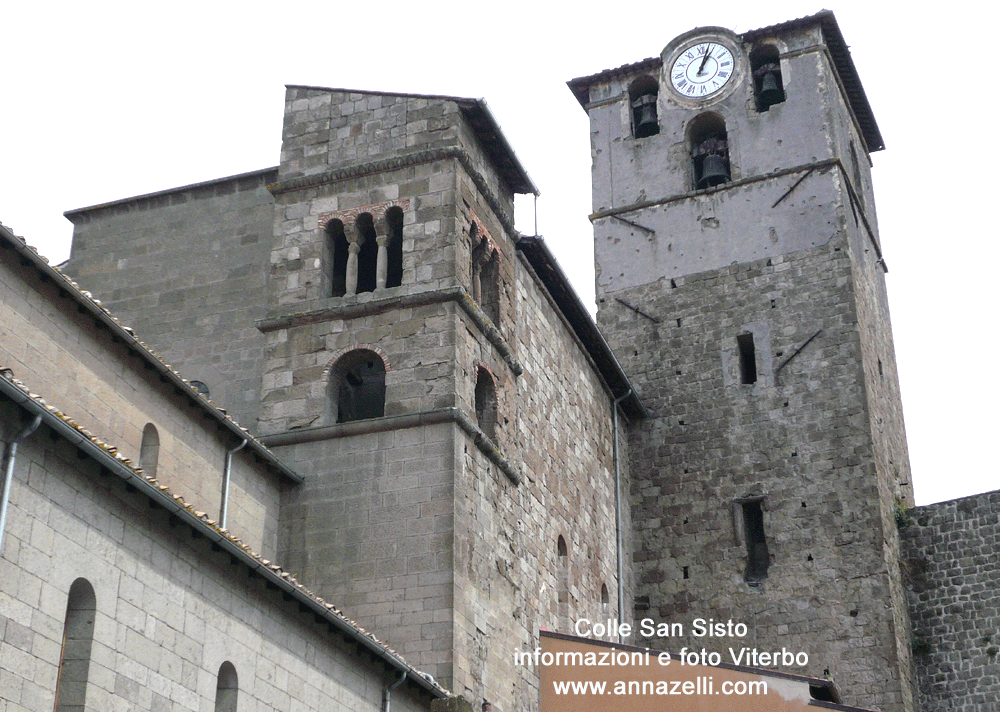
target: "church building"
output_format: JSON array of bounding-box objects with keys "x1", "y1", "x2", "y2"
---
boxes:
[{"x1": 3, "y1": 10, "x2": 997, "y2": 712}]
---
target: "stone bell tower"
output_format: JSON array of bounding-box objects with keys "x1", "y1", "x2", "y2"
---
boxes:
[
  {"x1": 570, "y1": 11, "x2": 916, "y2": 712},
  {"x1": 256, "y1": 85, "x2": 636, "y2": 712}
]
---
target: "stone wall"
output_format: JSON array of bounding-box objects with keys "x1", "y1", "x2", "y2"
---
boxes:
[
  {"x1": 271, "y1": 421, "x2": 456, "y2": 684},
  {"x1": 1, "y1": 238, "x2": 282, "y2": 557},
  {"x1": 597, "y1": 233, "x2": 910, "y2": 711},
  {"x1": 901, "y1": 492, "x2": 1000, "y2": 711},
  {"x1": 0, "y1": 406, "x2": 433, "y2": 712},
  {"x1": 63, "y1": 169, "x2": 276, "y2": 431}
]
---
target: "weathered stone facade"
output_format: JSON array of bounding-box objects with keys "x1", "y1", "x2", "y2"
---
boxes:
[
  {"x1": 901, "y1": 493, "x2": 1000, "y2": 711},
  {"x1": 572, "y1": 15, "x2": 916, "y2": 712},
  {"x1": 13, "y1": 9, "x2": 994, "y2": 712},
  {"x1": 1, "y1": 224, "x2": 447, "y2": 711}
]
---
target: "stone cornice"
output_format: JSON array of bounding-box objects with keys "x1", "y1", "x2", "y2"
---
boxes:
[
  {"x1": 267, "y1": 147, "x2": 518, "y2": 243},
  {"x1": 260, "y1": 407, "x2": 521, "y2": 486},
  {"x1": 257, "y1": 286, "x2": 524, "y2": 376}
]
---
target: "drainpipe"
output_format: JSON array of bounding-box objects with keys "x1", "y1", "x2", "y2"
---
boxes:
[
  {"x1": 382, "y1": 669, "x2": 407, "y2": 712},
  {"x1": 612, "y1": 389, "x2": 631, "y2": 643},
  {"x1": 0, "y1": 415, "x2": 42, "y2": 555},
  {"x1": 219, "y1": 439, "x2": 247, "y2": 530}
]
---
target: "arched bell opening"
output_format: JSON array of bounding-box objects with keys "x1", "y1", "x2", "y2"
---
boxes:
[
  {"x1": 750, "y1": 44, "x2": 785, "y2": 112},
  {"x1": 688, "y1": 112, "x2": 731, "y2": 189},
  {"x1": 355, "y1": 212, "x2": 378, "y2": 294},
  {"x1": 628, "y1": 75, "x2": 660, "y2": 139},
  {"x1": 384, "y1": 206, "x2": 404, "y2": 289},
  {"x1": 326, "y1": 219, "x2": 349, "y2": 298}
]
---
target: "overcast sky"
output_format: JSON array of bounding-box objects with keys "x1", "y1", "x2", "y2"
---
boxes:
[{"x1": 2, "y1": 1, "x2": 995, "y2": 505}]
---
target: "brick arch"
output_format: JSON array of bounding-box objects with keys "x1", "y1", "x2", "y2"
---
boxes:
[
  {"x1": 325, "y1": 345, "x2": 390, "y2": 424},
  {"x1": 318, "y1": 198, "x2": 411, "y2": 230},
  {"x1": 323, "y1": 344, "x2": 391, "y2": 381}
]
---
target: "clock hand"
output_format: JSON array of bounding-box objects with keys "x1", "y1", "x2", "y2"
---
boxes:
[{"x1": 697, "y1": 44, "x2": 712, "y2": 75}]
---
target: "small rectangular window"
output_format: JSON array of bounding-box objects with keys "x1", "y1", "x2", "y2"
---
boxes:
[
  {"x1": 737, "y1": 333, "x2": 757, "y2": 384},
  {"x1": 742, "y1": 501, "x2": 769, "y2": 584}
]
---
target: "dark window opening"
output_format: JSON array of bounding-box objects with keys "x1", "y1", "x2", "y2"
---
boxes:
[
  {"x1": 327, "y1": 219, "x2": 349, "y2": 297},
  {"x1": 878, "y1": 358, "x2": 883, "y2": 376},
  {"x1": 628, "y1": 75, "x2": 659, "y2": 139},
  {"x1": 140, "y1": 423, "x2": 159, "y2": 476},
  {"x1": 601, "y1": 583, "x2": 610, "y2": 611},
  {"x1": 689, "y1": 113, "x2": 730, "y2": 189},
  {"x1": 737, "y1": 333, "x2": 757, "y2": 384},
  {"x1": 750, "y1": 45, "x2": 785, "y2": 112},
  {"x1": 682, "y1": 566, "x2": 690, "y2": 580},
  {"x1": 474, "y1": 366, "x2": 498, "y2": 441},
  {"x1": 355, "y1": 212, "x2": 378, "y2": 294},
  {"x1": 215, "y1": 662, "x2": 239, "y2": 712},
  {"x1": 742, "y1": 500, "x2": 769, "y2": 584},
  {"x1": 471, "y1": 234, "x2": 501, "y2": 325},
  {"x1": 330, "y1": 350, "x2": 386, "y2": 423},
  {"x1": 54, "y1": 578, "x2": 96, "y2": 712},
  {"x1": 385, "y1": 206, "x2": 404, "y2": 289},
  {"x1": 557, "y1": 535, "x2": 568, "y2": 558}
]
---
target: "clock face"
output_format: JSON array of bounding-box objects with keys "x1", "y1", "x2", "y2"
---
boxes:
[{"x1": 670, "y1": 42, "x2": 735, "y2": 98}]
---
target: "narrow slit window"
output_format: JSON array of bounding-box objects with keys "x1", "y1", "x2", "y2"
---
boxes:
[
  {"x1": 742, "y1": 501, "x2": 769, "y2": 584},
  {"x1": 737, "y1": 333, "x2": 757, "y2": 384}
]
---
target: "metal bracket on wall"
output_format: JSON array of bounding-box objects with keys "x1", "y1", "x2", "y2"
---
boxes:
[
  {"x1": 610, "y1": 214, "x2": 656, "y2": 235},
  {"x1": 771, "y1": 167, "x2": 815, "y2": 209},
  {"x1": 615, "y1": 297, "x2": 660, "y2": 323},
  {"x1": 775, "y1": 329, "x2": 823, "y2": 377}
]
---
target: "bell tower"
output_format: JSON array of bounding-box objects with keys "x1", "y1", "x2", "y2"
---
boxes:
[{"x1": 571, "y1": 11, "x2": 915, "y2": 712}]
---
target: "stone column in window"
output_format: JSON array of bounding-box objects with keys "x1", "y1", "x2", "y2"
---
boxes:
[
  {"x1": 344, "y1": 223, "x2": 362, "y2": 297},
  {"x1": 375, "y1": 214, "x2": 389, "y2": 291}
]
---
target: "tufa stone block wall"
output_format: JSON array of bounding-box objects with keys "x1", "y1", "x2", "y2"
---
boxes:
[
  {"x1": 63, "y1": 169, "x2": 277, "y2": 431},
  {"x1": 901, "y1": 492, "x2": 1000, "y2": 712},
  {"x1": 597, "y1": 235, "x2": 910, "y2": 712},
  {"x1": 448, "y1": 248, "x2": 634, "y2": 710},
  {"x1": 0, "y1": 247, "x2": 282, "y2": 558},
  {"x1": 0, "y1": 412, "x2": 432, "y2": 712},
  {"x1": 273, "y1": 422, "x2": 457, "y2": 685}
]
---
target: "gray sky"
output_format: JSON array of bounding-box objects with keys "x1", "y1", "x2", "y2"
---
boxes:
[{"x1": 2, "y1": 1, "x2": 995, "y2": 505}]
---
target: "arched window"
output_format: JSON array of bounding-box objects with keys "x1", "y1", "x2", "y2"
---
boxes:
[
  {"x1": 355, "y1": 212, "x2": 378, "y2": 294},
  {"x1": 139, "y1": 423, "x2": 159, "y2": 476},
  {"x1": 750, "y1": 44, "x2": 785, "y2": 112},
  {"x1": 628, "y1": 75, "x2": 659, "y2": 139},
  {"x1": 384, "y1": 206, "x2": 404, "y2": 289},
  {"x1": 471, "y1": 232, "x2": 500, "y2": 325},
  {"x1": 54, "y1": 578, "x2": 96, "y2": 712},
  {"x1": 688, "y1": 113, "x2": 731, "y2": 189},
  {"x1": 326, "y1": 219, "x2": 349, "y2": 298},
  {"x1": 215, "y1": 662, "x2": 239, "y2": 712},
  {"x1": 474, "y1": 366, "x2": 497, "y2": 441},
  {"x1": 601, "y1": 583, "x2": 610, "y2": 613},
  {"x1": 557, "y1": 535, "x2": 570, "y2": 630},
  {"x1": 329, "y1": 350, "x2": 386, "y2": 423}
]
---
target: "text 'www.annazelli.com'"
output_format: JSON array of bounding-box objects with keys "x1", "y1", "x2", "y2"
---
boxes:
[{"x1": 552, "y1": 677, "x2": 766, "y2": 696}]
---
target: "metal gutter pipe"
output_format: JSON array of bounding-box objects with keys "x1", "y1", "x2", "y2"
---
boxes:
[
  {"x1": 0, "y1": 415, "x2": 42, "y2": 555},
  {"x1": 612, "y1": 388, "x2": 631, "y2": 642},
  {"x1": 382, "y1": 669, "x2": 407, "y2": 712},
  {"x1": 220, "y1": 439, "x2": 248, "y2": 530}
]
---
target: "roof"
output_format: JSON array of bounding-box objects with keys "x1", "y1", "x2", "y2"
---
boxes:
[
  {"x1": 0, "y1": 221, "x2": 302, "y2": 484},
  {"x1": 516, "y1": 235, "x2": 647, "y2": 420},
  {"x1": 286, "y1": 85, "x2": 539, "y2": 196},
  {"x1": 0, "y1": 369, "x2": 448, "y2": 701},
  {"x1": 566, "y1": 10, "x2": 883, "y2": 152},
  {"x1": 64, "y1": 167, "x2": 279, "y2": 220}
]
